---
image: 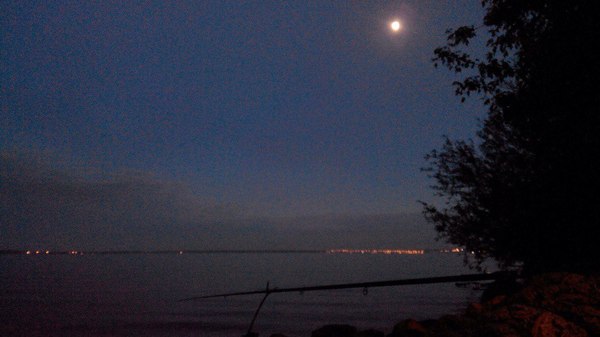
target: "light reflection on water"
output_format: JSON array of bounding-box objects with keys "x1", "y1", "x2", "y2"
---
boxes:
[{"x1": 1, "y1": 252, "x2": 484, "y2": 337}]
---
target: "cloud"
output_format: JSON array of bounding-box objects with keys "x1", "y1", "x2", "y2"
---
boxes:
[
  {"x1": 0, "y1": 150, "x2": 237, "y2": 250},
  {"x1": 1, "y1": 149, "x2": 440, "y2": 250}
]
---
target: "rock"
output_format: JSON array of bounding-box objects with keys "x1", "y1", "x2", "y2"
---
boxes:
[
  {"x1": 487, "y1": 295, "x2": 507, "y2": 306},
  {"x1": 486, "y1": 304, "x2": 541, "y2": 327},
  {"x1": 466, "y1": 302, "x2": 483, "y2": 316},
  {"x1": 507, "y1": 304, "x2": 541, "y2": 323},
  {"x1": 357, "y1": 329, "x2": 384, "y2": 337},
  {"x1": 516, "y1": 273, "x2": 598, "y2": 309},
  {"x1": 427, "y1": 315, "x2": 483, "y2": 337},
  {"x1": 510, "y1": 273, "x2": 600, "y2": 336},
  {"x1": 313, "y1": 273, "x2": 598, "y2": 337},
  {"x1": 388, "y1": 319, "x2": 426, "y2": 337},
  {"x1": 312, "y1": 324, "x2": 358, "y2": 337},
  {"x1": 481, "y1": 277, "x2": 523, "y2": 303},
  {"x1": 570, "y1": 305, "x2": 600, "y2": 336},
  {"x1": 419, "y1": 319, "x2": 438, "y2": 330},
  {"x1": 532, "y1": 311, "x2": 587, "y2": 337},
  {"x1": 487, "y1": 322, "x2": 521, "y2": 337}
]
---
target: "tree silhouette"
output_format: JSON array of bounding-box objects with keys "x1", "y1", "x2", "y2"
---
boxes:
[{"x1": 423, "y1": 0, "x2": 600, "y2": 274}]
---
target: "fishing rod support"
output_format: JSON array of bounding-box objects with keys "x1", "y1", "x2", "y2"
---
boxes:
[{"x1": 244, "y1": 281, "x2": 271, "y2": 337}]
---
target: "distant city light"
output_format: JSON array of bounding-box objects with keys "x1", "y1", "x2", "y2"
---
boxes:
[
  {"x1": 440, "y1": 247, "x2": 463, "y2": 253},
  {"x1": 327, "y1": 249, "x2": 425, "y2": 255},
  {"x1": 17, "y1": 247, "x2": 465, "y2": 256},
  {"x1": 326, "y1": 248, "x2": 463, "y2": 255}
]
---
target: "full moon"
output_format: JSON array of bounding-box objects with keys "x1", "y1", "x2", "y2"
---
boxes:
[{"x1": 391, "y1": 20, "x2": 401, "y2": 32}]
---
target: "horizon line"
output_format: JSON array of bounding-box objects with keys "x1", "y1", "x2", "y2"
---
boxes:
[{"x1": 0, "y1": 248, "x2": 463, "y2": 255}]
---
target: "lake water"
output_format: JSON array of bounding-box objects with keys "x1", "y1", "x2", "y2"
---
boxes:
[{"x1": 1, "y1": 252, "x2": 484, "y2": 337}]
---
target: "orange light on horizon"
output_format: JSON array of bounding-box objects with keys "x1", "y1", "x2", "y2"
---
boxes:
[
  {"x1": 326, "y1": 249, "x2": 424, "y2": 255},
  {"x1": 440, "y1": 247, "x2": 463, "y2": 253}
]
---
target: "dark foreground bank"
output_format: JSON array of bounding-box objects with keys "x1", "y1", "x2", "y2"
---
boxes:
[{"x1": 266, "y1": 273, "x2": 599, "y2": 337}]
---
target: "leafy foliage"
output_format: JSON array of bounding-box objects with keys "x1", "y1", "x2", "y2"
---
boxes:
[{"x1": 423, "y1": 1, "x2": 600, "y2": 274}]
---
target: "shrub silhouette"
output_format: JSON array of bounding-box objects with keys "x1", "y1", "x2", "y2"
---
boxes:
[{"x1": 422, "y1": 0, "x2": 600, "y2": 274}]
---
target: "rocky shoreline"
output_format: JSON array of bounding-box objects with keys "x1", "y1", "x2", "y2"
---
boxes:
[{"x1": 269, "y1": 273, "x2": 599, "y2": 337}]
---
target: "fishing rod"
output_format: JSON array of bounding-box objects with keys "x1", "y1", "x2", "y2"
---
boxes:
[
  {"x1": 179, "y1": 272, "x2": 509, "y2": 301},
  {"x1": 179, "y1": 271, "x2": 513, "y2": 337}
]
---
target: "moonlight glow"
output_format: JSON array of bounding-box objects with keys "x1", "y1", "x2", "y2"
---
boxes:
[{"x1": 391, "y1": 20, "x2": 401, "y2": 32}]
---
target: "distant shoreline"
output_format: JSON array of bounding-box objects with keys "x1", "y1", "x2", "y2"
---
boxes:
[{"x1": 0, "y1": 248, "x2": 463, "y2": 255}]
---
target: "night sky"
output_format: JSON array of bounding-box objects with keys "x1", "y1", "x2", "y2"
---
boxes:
[{"x1": 1, "y1": 1, "x2": 485, "y2": 250}]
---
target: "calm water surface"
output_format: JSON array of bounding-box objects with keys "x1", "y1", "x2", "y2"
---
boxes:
[{"x1": 1, "y1": 252, "x2": 484, "y2": 337}]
